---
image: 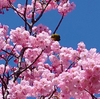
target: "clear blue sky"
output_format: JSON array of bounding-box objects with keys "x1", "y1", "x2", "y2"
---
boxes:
[{"x1": 0, "y1": 0, "x2": 100, "y2": 98}]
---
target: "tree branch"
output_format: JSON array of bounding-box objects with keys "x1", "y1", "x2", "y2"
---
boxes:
[
  {"x1": 8, "y1": 0, "x2": 31, "y2": 29},
  {"x1": 24, "y1": 0, "x2": 28, "y2": 30},
  {"x1": 34, "y1": 0, "x2": 52, "y2": 23},
  {"x1": 53, "y1": 15, "x2": 64, "y2": 34}
]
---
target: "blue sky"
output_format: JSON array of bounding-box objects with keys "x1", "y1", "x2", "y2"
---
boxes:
[{"x1": 0, "y1": 0, "x2": 100, "y2": 98}]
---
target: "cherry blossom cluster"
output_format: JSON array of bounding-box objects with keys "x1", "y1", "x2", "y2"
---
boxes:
[
  {"x1": 0, "y1": 23, "x2": 9, "y2": 50},
  {"x1": 32, "y1": 24, "x2": 51, "y2": 35},
  {"x1": 58, "y1": 0, "x2": 75, "y2": 16},
  {"x1": 0, "y1": 0, "x2": 99, "y2": 99},
  {"x1": 0, "y1": 0, "x2": 15, "y2": 13},
  {"x1": 15, "y1": 0, "x2": 75, "y2": 19},
  {"x1": 0, "y1": 23, "x2": 100, "y2": 98},
  {"x1": 10, "y1": 26, "x2": 52, "y2": 48}
]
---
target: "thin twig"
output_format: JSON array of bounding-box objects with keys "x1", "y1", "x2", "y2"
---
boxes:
[
  {"x1": 31, "y1": 0, "x2": 37, "y2": 24},
  {"x1": 24, "y1": 0, "x2": 28, "y2": 30},
  {"x1": 65, "y1": 62, "x2": 75, "y2": 72},
  {"x1": 35, "y1": 0, "x2": 52, "y2": 23},
  {"x1": 12, "y1": 49, "x2": 44, "y2": 82},
  {"x1": 53, "y1": 15, "x2": 64, "y2": 34},
  {"x1": 29, "y1": 0, "x2": 37, "y2": 34},
  {"x1": 85, "y1": 89, "x2": 97, "y2": 99},
  {"x1": 48, "y1": 86, "x2": 57, "y2": 99},
  {"x1": 21, "y1": 49, "x2": 44, "y2": 73},
  {"x1": 8, "y1": 0, "x2": 30, "y2": 28}
]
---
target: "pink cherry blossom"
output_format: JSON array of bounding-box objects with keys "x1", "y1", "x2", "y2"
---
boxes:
[
  {"x1": 0, "y1": 0, "x2": 15, "y2": 13},
  {"x1": 58, "y1": 1, "x2": 75, "y2": 16},
  {"x1": 0, "y1": 23, "x2": 9, "y2": 37},
  {"x1": 0, "y1": 64, "x2": 9, "y2": 74},
  {"x1": 32, "y1": 24, "x2": 52, "y2": 35},
  {"x1": 51, "y1": 41, "x2": 60, "y2": 53},
  {"x1": 10, "y1": 27, "x2": 30, "y2": 47},
  {"x1": 8, "y1": 80, "x2": 33, "y2": 99},
  {"x1": 1, "y1": 0, "x2": 100, "y2": 99},
  {"x1": 0, "y1": 37, "x2": 6, "y2": 50}
]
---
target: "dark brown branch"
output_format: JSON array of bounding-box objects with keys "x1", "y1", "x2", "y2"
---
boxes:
[
  {"x1": 2, "y1": 50, "x2": 17, "y2": 58},
  {"x1": 29, "y1": 0, "x2": 37, "y2": 34},
  {"x1": 48, "y1": 86, "x2": 57, "y2": 99},
  {"x1": 1, "y1": 45, "x2": 16, "y2": 99},
  {"x1": 17, "y1": 47, "x2": 28, "y2": 68},
  {"x1": 34, "y1": 0, "x2": 52, "y2": 23},
  {"x1": 31, "y1": 0, "x2": 37, "y2": 24},
  {"x1": 0, "y1": 76, "x2": 9, "y2": 99},
  {"x1": 85, "y1": 89, "x2": 97, "y2": 99},
  {"x1": 8, "y1": 0, "x2": 30, "y2": 28},
  {"x1": 2, "y1": 44, "x2": 16, "y2": 55},
  {"x1": 53, "y1": 15, "x2": 64, "y2": 34},
  {"x1": 12, "y1": 47, "x2": 28, "y2": 82},
  {"x1": 12, "y1": 49, "x2": 44, "y2": 82},
  {"x1": 24, "y1": 0, "x2": 28, "y2": 30},
  {"x1": 65, "y1": 62, "x2": 75, "y2": 72},
  {"x1": 21, "y1": 49, "x2": 44, "y2": 73},
  {"x1": 29, "y1": 0, "x2": 52, "y2": 34}
]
